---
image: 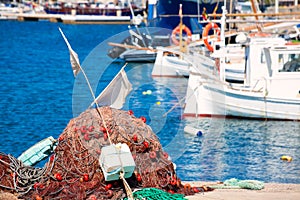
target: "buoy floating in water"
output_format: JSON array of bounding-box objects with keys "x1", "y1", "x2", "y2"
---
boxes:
[
  {"x1": 142, "y1": 90, "x2": 152, "y2": 95},
  {"x1": 281, "y1": 155, "x2": 292, "y2": 162},
  {"x1": 184, "y1": 126, "x2": 203, "y2": 136},
  {"x1": 146, "y1": 90, "x2": 152, "y2": 95}
]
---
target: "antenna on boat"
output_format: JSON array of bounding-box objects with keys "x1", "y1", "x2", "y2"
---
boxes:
[
  {"x1": 220, "y1": 1, "x2": 227, "y2": 48},
  {"x1": 128, "y1": 0, "x2": 135, "y2": 19},
  {"x1": 218, "y1": 3, "x2": 227, "y2": 82},
  {"x1": 128, "y1": 0, "x2": 142, "y2": 26},
  {"x1": 179, "y1": 4, "x2": 187, "y2": 53}
]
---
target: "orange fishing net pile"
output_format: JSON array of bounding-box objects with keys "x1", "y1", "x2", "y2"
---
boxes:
[{"x1": 0, "y1": 107, "x2": 208, "y2": 199}]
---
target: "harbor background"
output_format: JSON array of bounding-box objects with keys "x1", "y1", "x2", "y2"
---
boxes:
[{"x1": 0, "y1": 20, "x2": 299, "y2": 185}]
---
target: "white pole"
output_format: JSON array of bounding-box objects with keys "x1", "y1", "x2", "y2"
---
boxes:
[
  {"x1": 128, "y1": 0, "x2": 135, "y2": 18},
  {"x1": 275, "y1": 0, "x2": 279, "y2": 15},
  {"x1": 220, "y1": 4, "x2": 227, "y2": 47},
  {"x1": 219, "y1": 3, "x2": 227, "y2": 82}
]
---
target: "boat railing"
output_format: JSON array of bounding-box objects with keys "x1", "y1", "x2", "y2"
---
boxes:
[
  {"x1": 250, "y1": 77, "x2": 268, "y2": 95},
  {"x1": 228, "y1": 76, "x2": 268, "y2": 94}
]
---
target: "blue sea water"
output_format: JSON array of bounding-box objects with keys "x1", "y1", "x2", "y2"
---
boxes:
[{"x1": 0, "y1": 21, "x2": 300, "y2": 184}]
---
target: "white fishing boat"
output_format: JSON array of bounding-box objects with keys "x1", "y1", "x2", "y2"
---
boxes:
[
  {"x1": 0, "y1": 2, "x2": 34, "y2": 19},
  {"x1": 119, "y1": 48, "x2": 157, "y2": 62},
  {"x1": 151, "y1": 39, "x2": 245, "y2": 78},
  {"x1": 152, "y1": 47, "x2": 192, "y2": 77},
  {"x1": 183, "y1": 7, "x2": 300, "y2": 121},
  {"x1": 151, "y1": 0, "x2": 300, "y2": 79},
  {"x1": 108, "y1": 26, "x2": 171, "y2": 62}
]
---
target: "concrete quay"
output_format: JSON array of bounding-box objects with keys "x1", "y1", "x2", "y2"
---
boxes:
[
  {"x1": 0, "y1": 13, "x2": 132, "y2": 24},
  {"x1": 186, "y1": 182, "x2": 300, "y2": 200}
]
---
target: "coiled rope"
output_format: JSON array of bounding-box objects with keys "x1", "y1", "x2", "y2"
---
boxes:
[
  {"x1": 124, "y1": 188, "x2": 187, "y2": 200},
  {"x1": 210, "y1": 178, "x2": 264, "y2": 190}
]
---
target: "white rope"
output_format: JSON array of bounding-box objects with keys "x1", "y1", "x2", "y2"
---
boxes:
[
  {"x1": 120, "y1": 171, "x2": 134, "y2": 200},
  {"x1": 116, "y1": 144, "x2": 134, "y2": 200}
]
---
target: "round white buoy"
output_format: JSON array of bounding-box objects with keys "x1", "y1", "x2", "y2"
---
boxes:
[
  {"x1": 184, "y1": 126, "x2": 203, "y2": 136},
  {"x1": 146, "y1": 90, "x2": 152, "y2": 95}
]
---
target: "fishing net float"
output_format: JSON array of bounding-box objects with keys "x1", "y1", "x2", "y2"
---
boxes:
[{"x1": 0, "y1": 106, "x2": 212, "y2": 199}]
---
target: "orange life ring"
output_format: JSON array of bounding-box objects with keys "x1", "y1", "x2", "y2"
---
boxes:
[
  {"x1": 202, "y1": 23, "x2": 220, "y2": 52},
  {"x1": 171, "y1": 24, "x2": 192, "y2": 45}
]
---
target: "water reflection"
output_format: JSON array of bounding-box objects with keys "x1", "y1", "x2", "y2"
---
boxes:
[{"x1": 175, "y1": 119, "x2": 300, "y2": 183}]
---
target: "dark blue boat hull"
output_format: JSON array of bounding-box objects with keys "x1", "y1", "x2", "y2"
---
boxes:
[{"x1": 148, "y1": 0, "x2": 226, "y2": 33}]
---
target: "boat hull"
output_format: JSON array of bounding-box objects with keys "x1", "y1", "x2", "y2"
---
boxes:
[
  {"x1": 61, "y1": 15, "x2": 131, "y2": 24},
  {"x1": 152, "y1": 48, "x2": 191, "y2": 77},
  {"x1": 45, "y1": 8, "x2": 143, "y2": 16},
  {"x1": 44, "y1": 2, "x2": 144, "y2": 17},
  {"x1": 120, "y1": 49, "x2": 157, "y2": 62},
  {"x1": 183, "y1": 73, "x2": 300, "y2": 120},
  {"x1": 152, "y1": 0, "x2": 225, "y2": 30}
]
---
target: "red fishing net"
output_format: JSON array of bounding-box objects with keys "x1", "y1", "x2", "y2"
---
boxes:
[{"x1": 0, "y1": 106, "x2": 209, "y2": 199}]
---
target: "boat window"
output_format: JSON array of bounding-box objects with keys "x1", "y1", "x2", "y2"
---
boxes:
[
  {"x1": 64, "y1": 3, "x2": 73, "y2": 8},
  {"x1": 78, "y1": 3, "x2": 87, "y2": 8},
  {"x1": 279, "y1": 53, "x2": 300, "y2": 72}
]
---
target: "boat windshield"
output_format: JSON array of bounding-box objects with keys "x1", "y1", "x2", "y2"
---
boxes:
[{"x1": 279, "y1": 53, "x2": 300, "y2": 72}]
